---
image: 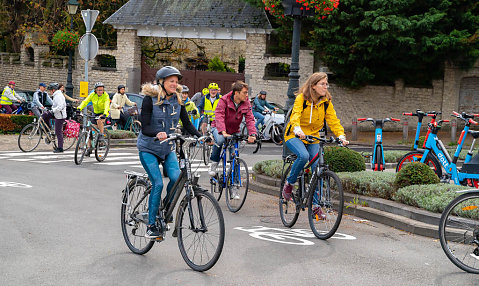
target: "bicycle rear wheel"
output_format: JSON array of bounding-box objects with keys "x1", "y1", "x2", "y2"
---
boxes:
[
  {"x1": 225, "y1": 158, "x2": 249, "y2": 213},
  {"x1": 74, "y1": 132, "x2": 88, "y2": 165},
  {"x1": 18, "y1": 123, "x2": 42, "y2": 152},
  {"x1": 62, "y1": 126, "x2": 77, "y2": 151},
  {"x1": 307, "y1": 170, "x2": 344, "y2": 240},
  {"x1": 279, "y1": 163, "x2": 300, "y2": 227},
  {"x1": 177, "y1": 190, "x2": 225, "y2": 272},
  {"x1": 396, "y1": 151, "x2": 442, "y2": 178},
  {"x1": 95, "y1": 130, "x2": 111, "y2": 162},
  {"x1": 439, "y1": 192, "x2": 479, "y2": 274},
  {"x1": 121, "y1": 179, "x2": 154, "y2": 254},
  {"x1": 374, "y1": 145, "x2": 383, "y2": 171}
]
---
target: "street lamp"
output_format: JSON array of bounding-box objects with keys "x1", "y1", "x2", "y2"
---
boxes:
[
  {"x1": 283, "y1": 0, "x2": 313, "y2": 111},
  {"x1": 66, "y1": 0, "x2": 79, "y2": 98}
]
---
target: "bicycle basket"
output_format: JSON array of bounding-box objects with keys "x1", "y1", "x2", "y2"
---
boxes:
[{"x1": 128, "y1": 106, "x2": 139, "y2": 116}]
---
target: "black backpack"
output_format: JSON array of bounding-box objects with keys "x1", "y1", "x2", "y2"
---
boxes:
[{"x1": 282, "y1": 99, "x2": 329, "y2": 159}]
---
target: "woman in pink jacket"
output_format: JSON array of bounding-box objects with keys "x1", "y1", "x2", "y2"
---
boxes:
[{"x1": 208, "y1": 81, "x2": 257, "y2": 176}]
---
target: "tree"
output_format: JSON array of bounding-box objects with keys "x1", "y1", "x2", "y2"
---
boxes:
[{"x1": 246, "y1": 0, "x2": 479, "y2": 88}]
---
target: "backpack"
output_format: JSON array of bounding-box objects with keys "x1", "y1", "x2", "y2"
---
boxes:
[
  {"x1": 282, "y1": 99, "x2": 329, "y2": 159},
  {"x1": 64, "y1": 120, "x2": 80, "y2": 138}
]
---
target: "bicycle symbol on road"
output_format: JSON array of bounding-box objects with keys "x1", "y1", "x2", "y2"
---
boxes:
[
  {"x1": 0, "y1": 181, "x2": 32, "y2": 188},
  {"x1": 234, "y1": 226, "x2": 356, "y2": 246}
]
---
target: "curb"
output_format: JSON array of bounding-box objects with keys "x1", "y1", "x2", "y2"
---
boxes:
[
  {"x1": 251, "y1": 173, "x2": 440, "y2": 238},
  {"x1": 110, "y1": 138, "x2": 137, "y2": 148}
]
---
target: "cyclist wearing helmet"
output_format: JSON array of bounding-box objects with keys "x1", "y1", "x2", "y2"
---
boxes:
[
  {"x1": 179, "y1": 85, "x2": 200, "y2": 131},
  {"x1": 0, "y1": 80, "x2": 24, "y2": 114},
  {"x1": 190, "y1": 87, "x2": 208, "y2": 107},
  {"x1": 197, "y1": 82, "x2": 221, "y2": 134},
  {"x1": 41, "y1": 83, "x2": 67, "y2": 153},
  {"x1": 77, "y1": 82, "x2": 110, "y2": 156},
  {"x1": 252, "y1": 90, "x2": 278, "y2": 133},
  {"x1": 137, "y1": 66, "x2": 201, "y2": 239},
  {"x1": 110, "y1": 84, "x2": 136, "y2": 129}
]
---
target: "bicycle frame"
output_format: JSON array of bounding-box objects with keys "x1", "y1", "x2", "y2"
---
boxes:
[
  {"x1": 419, "y1": 115, "x2": 479, "y2": 185},
  {"x1": 212, "y1": 137, "x2": 242, "y2": 189},
  {"x1": 403, "y1": 110, "x2": 439, "y2": 150}
]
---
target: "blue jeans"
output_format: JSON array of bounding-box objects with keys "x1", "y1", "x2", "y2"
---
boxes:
[
  {"x1": 285, "y1": 137, "x2": 319, "y2": 185},
  {"x1": 139, "y1": 151, "x2": 181, "y2": 225},
  {"x1": 253, "y1": 111, "x2": 264, "y2": 133},
  {"x1": 210, "y1": 127, "x2": 234, "y2": 163}
]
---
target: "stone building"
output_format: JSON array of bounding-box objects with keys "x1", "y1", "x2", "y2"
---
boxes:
[{"x1": 0, "y1": 0, "x2": 478, "y2": 131}]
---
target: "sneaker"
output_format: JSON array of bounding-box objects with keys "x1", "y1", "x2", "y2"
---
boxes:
[
  {"x1": 145, "y1": 225, "x2": 160, "y2": 239},
  {"x1": 53, "y1": 148, "x2": 63, "y2": 153},
  {"x1": 282, "y1": 182, "x2": 293, "y2": 201},
  {"x1": 231, "y1": 186, "x2": 240, "y2": 200},
  {"x1": 312, "y1": 206, "x2": 326, "y2": 220},
  {"x1": 208, "y1": 161, "x2": 218, "y2": 176},
  {"x1": 85, "y1": 147, "x2": 92, "y2": 157}
]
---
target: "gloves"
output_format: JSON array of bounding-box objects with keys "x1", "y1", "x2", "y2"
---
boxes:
[
  {"x1": 191, "y1": 110, "x2": 197, "y2": 115},
  {"x1": 100, "y1": 114, "x2": 106, "y2": 120}
]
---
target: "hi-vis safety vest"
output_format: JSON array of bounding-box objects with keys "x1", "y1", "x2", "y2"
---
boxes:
[
  {"x1": 204, "y1": 95, "x2": 221, "y2": 121},
  {"x1": 0, "y1": 87, "x2": 15, "y2": 105}
]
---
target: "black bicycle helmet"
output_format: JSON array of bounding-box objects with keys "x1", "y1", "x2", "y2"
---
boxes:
[
  {"x1": 94, "y1": 82, "x2": 104, "y2": 89},
  {"x1": 47, "y1": 82, "x2": 59, "y2": 90},
  {"x1": 118, "y1": 84, "x2": 126, "y2": 92},
  {"x1": 259, "y1": 90, "x2": 267, "y2": 95},
  {"x1": 155, "y1": 66, "x2": 182, "y2": 82}
]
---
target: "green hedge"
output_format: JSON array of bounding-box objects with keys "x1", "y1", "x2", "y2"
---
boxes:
[
  {"x1": 338, "y1": 171, "x2": 396, "y2": 200},
  {"x1": 0, "y1": 114, "x2": 35, "y2": 133},
  {"x1": 108, "y1": 129, "x2": 137, "y2": 139},
  {"x1": 253, "y1": 159, "x2": 283, "y2": 179}
]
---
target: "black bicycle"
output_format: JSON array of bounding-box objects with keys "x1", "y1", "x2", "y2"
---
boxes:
[
  {"x1": 280, "y1": 135, "x2": 344, "y2": 240},
  {"x1": 121, "y1": 134, "x2": 225, "y2": 272},
  {"x1": 439, "y1": 189, "x2": 479, "y2": 274}
]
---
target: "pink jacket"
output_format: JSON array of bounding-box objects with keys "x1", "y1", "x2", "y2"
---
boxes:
[{"x1": 212, "y1": 91, "x2": 257, "y2": 135}]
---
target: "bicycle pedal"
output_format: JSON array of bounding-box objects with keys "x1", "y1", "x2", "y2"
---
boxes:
[{"x1": 152, "y1": 236, "x2": 164, "y2": 242}]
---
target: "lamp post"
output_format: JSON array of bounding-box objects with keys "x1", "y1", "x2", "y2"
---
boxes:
[
  {"x1": 66, "y1": 0, "x2": 79, "y2": 98},
  {"x1": 283, "y1": 0, "x2": 313, "y2": 111}
]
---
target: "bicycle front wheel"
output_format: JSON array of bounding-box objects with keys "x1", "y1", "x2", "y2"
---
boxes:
[
  {"x1": 279, "y1": 163, "x2": 300, "y2": 227},
  {"x1": 210, "y1": 160, "x2": 224, "y2": 201},
  {"x1": 74, "y1": 132, "x2": 88, "y2": 165},
  {"x1": 18, "y1": 123, "x2": 42, "y2": 152},
  {"x1": 130, "y1": 120, "x2": 141, "y2": 136},
  {"x1": 225, "y1": 158, "x2": 249, "y2": 213},
  {"x1": 271, "y1": 124, "x2": 284, "y2": 146},
  {"x1": 95, "y1": 130, "x2": 111, "y2": 162},
  {"x1": 307, "y1": 170, "x2": 344, "y2": 240},
  {"x1": 202, "y1": 142, "x2": 211, "y2": 165},
  {"x1": 177, "y1": 190, "x2": 225, "y2": 272},
  {"x1": 121, "y1": 179, "x2": 154, "y2": 255},
  {"x1": 439, "y1": 192, "x2": 479, "y2": 274},
  {"x1": 396, "y1": 151, "x2": 442, "y2": 178}
]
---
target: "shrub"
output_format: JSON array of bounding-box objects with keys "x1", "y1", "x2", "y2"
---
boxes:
[
  {"x1": 395, "y1": 162, "x2": 440, "y2": 189},
  {"x1": 324, "y1": 146, "x2": 365, "y2": 172},
  {"x1": 394, "y1": 184, "x2": 468, "y2": 213},
  {"x1": 109, "y1": 130, "x2": 136, "y2": 139},
  {"x1": 338, "y1": 171, "x2": 397, "y2": 199},
  {"x1": 253, "y1": 159, "x2": 283, "y2": 179},
  {"x1": 51, "y1": 29, "x2": 80, "y2": 54},
  {"x1": 0, "y1": 114, "x2": 35, "y2": 133},
  {"x1": 207, "y1": 56, "x2": 235, "y2": 72},
  {"x1": 384, "y1": 150, "x2": 409, "y2": 163}
]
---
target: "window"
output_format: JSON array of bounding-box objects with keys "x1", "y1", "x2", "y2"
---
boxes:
[{"x1": 264, "y1": 63, "x2": 290, "y2": 80}]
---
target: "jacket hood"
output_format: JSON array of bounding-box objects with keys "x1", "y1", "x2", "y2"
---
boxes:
[{"x1": 141, "y1": 83, "x2": 160, "y2": 97}]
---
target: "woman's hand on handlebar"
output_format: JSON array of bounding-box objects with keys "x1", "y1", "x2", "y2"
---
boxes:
[
  {"x1": 156, "y1": 132, "x2": 167, "y2": 141},
  {"x1": 295, "y1": 130, "x2": 306, "y2": 139},
  {"x1": 338, "y1": 135, "x2": 349, "y2": 146}
]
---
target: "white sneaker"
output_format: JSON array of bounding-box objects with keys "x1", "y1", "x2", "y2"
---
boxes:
[
  {"x1": 232, "y1": 186, "x2": 240, "y2": 200},
  {"x1": 208, "y1": 162, "x2": 218, "y2": 176}
]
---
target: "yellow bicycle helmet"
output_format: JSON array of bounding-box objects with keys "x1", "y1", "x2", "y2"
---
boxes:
[
  {"x1": 202, "y1": 88, "x2": 209, "y2": 95},
  {"x1": 208, "y1": 82, "x2": 219, "y2": 90}
]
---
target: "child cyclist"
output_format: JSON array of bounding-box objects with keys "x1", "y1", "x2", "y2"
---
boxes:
[{"x1": 282, "y1": 72, "x2": 349, "y2": 213}]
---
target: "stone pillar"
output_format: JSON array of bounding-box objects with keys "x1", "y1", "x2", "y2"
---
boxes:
[
  {"x1": 442, "y1": 63, "x2": 462, "y2": 114},
  {"x1": 117, "y1": 29, "x2": 142, "y2": 93},
  {"x1": 245, "y1": 33, "x2": 267, "y2": 96},
  {"x1": 298, "y1": 49, "x2": 314, "y2": 86},
  {"x1": 394, "y1": 79, "x2": 404, "y2": 98}
]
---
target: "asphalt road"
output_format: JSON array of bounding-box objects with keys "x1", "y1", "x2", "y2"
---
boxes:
[{"x1": 1, "y1": 145, "x2": 478, "y2": 285}]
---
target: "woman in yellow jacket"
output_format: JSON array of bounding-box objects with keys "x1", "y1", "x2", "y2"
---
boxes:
[{"x1": 283, "y1": 72, "x2": 349, "y2": 203}]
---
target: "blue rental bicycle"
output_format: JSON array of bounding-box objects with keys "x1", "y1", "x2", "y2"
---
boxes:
[
  {"x1": 396, "y1": 110, "x2": 443, "y2": 176},
  {"x1": 209, "y1": 134, "x2": 259, "y2": 212},
  {"x1": 358, "y1": 117, "x2": 400, "y2": 171},
  {"x1": 402, "y1": 112, "x2": 479, "y2": 187}
]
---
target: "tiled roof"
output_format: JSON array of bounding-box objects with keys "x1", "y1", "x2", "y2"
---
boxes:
[{"x1": 104, "y1": 0, "x2": 272, "y2": 30}]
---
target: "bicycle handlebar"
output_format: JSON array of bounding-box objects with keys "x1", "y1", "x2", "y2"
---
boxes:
[
  {"x1": 357, "y1": 117, "x2": 400, "y2": 124},
  {"x1": 451, "y1": 111, "x2": 479, "y2": 125},
  {"x1": 297, "y1": 135, "x2": 343, "y2": 146}
]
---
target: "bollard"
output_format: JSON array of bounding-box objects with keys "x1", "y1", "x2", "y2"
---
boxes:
[
  {"x1": 451, "y1": 119, "x2": 457, "y2": 143},
  {"x1": 352, "y1": 119, "x2": 357, "y2": 141},
  {"x1": 403, "y1": 119, "x2": 408, "y2": 143}
]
